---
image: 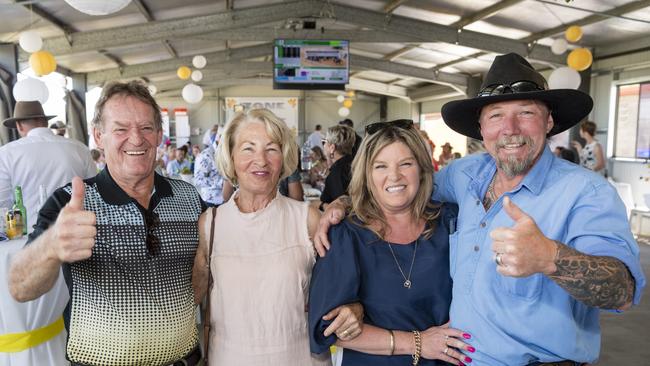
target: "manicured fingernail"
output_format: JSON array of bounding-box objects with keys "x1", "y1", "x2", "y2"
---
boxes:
[
  {"x1": 463, "y1": 333, "x2": 472, "y2": 339},
  {"x1": 465, "y1": 356, "x2": 472, "y2": 363},
  {"x1": 458, "y1": 363, "x2": 465, "y2": 366},
  {"x1": 467, "y1": 346, "x2": 475, "y2": 353}
]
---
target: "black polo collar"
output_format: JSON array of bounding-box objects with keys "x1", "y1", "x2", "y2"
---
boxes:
[{"x1": 94, "y1": 167, "x2": 173, "y2": 206}]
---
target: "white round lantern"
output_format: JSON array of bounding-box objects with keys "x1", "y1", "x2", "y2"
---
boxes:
[
  {"x1": 548, "y1": 67, "x2": 581, "y2": 90},
  {"x1": 336, "y1": 95, "x2": 345, "y2": 103},
  {"x1": 147, "y1": 84, "x2": 157, "y2": 96},
  {"x1": 192, "y1": 55, "x2": 207, "y2": 69},
  {"x1": 63, "y1": 0, "x2": 132, "y2": 16},
  {"x1": 13, "y1": 77, "x2": 49, "y2": 104},
  {"x1": 191, "y1": 70, "x2": 203, "y2": 82},
  {"x1": 182, "y1": 83, "x2": 204, "y2": 104},
  {"x1": 551, "y1": 38, "x2": 568, "y2": 55},
  {"x1": 338, "y1": 107, "x2": 350, "y2": 117},
  {"x1": 19, "y1": 31, "x2": 43, "y2": 53}
]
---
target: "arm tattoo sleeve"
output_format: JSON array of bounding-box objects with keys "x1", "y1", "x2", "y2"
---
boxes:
[{"x1": 549, "y1": 241, "x2": 635, "y2": 309}]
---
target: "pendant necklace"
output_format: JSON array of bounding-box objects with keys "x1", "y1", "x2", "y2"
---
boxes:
[{"x1": 387, "y1": 238, "x2": 418, "y2": 289}]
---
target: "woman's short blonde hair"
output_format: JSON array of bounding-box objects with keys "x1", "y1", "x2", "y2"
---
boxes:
[
  {"x1": 348, "y1": 124, "x2": 439, "y2": 239},
  {"x1": 215, "y1": 108, "x2": 298, "y2": 186},
  {"x1": 325, "y1": 125, "x2": 356, "y2": 156}
]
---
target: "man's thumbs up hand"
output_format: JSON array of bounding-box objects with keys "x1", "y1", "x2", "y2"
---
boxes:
[
  {"x1": 49, "y1": 177, "x2": 97, "y2": 263},
  {"x1": 490, "y1": 197, "x2": 558, "y2": 277}
]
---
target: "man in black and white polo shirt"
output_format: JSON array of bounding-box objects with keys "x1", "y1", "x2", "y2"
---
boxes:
[{"x1": 9, "y1": 81, "x2": 206, "y2": 366}]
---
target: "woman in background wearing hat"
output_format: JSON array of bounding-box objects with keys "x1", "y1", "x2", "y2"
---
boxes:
[
  {"x1": 437, "y1": 142, "x2": 453, "y2": 168},
  {"x1": 315, "y1": 53, "x2": 644, "y2": 365}
]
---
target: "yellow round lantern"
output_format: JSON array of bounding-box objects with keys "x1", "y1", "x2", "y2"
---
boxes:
[
  {"x1": 29, "y1": 50, "x2": 56, "y2": 76},
  {"x1": 343, "y1": 99, "x2": 353, "y2": 108},
  {"x1": 567, "y1": 48, "x2": 593, "y2": 71},
  {"x1": 346, "y1": 90, "x2": 355, "y2": 97},
  {"x1": 565, "y1": 25, "x2": 583, "y2": 43},
  {"x1": 177, "y1": 66, "x2": 191, "y2": 80}
]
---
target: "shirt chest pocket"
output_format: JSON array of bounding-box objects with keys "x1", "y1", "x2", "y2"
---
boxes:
[{"x1": 494, "y1": 272, "x2": 544, "y2": 301}]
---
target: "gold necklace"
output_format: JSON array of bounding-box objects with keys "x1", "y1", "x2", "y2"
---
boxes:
[{"x1": 387, "y1": 239, "x2": 419, "y2": 289}]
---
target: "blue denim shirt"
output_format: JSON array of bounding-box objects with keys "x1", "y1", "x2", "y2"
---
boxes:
[{"x1": 433, "y1": 146, "x2": 645, "y2": 365}]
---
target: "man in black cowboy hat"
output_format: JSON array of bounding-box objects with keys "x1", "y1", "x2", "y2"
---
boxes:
[
  {"x1": 314, "y1": 53, "x2": 644, "y2": 365},
  {"x1": 0, "y1": 101, "x2": 96, "y2": 227}
]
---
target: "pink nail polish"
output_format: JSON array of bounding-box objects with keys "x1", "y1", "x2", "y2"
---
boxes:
[
  {"x1": 465, "y1": 356, "x2": 473, "y2": 363},
  {"x1": 458, "y1": 363, "x2": 465, "y2": 366},
  {"x1": 463, "y1": 333, "x2": 472, "y2": 339},
  {"x1": 467, "y1": 346, "x2": 476, "y2": 353}
]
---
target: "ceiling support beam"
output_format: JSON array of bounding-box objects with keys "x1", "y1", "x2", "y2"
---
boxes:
[
  {"x1": 18, "y1": 0, "x2": 318, "y2": 61},
  {"x1": 452, "y1": 0, "x2": 524, "y2": 29},
  {"x1": 383, "y1": 0, "x2": 409, "y2": 14}
]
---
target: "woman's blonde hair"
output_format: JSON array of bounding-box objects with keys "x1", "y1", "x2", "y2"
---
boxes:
[
  {"x1": 215, "y1": 108, "x2": 298, "y2": 186},
  {"x1": 325, "y1": 125, "x2": 356, "y2": 156},
  {"x1": 348, "y1": 124, "x2": 439, "y2": 239}
]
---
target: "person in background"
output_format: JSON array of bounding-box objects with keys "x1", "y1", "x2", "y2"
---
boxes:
[
  {"x1": 437, "y1": 142, "x2": 453, "y2": 167},
  {"x1": 452, "y1": 152, "x2": 461, "y2": 160},
  {"x1": 190, "y1": 144, "x2": 202, "y2": 172},
  {"x1": 572, "y1": 121, "x2": 605, "y2": 174},
  {"x1": 192, "y1": 108, "x2": 361, "y2": 365},
  {"x1": 418, "y1": 129, "x2": 439, "y2": 171},
  {"x1": 194, "y1": 139, "x2": 226, "y2": 207},
  {"x1": 166, "y1": 145, "x2": 191, "y2": 177},
  {"x1": 319, "y1": 125, "x2": 356, "y2": 211},
  {"x1": 554, "y1": 146, "x2": 578, "y2": 164},
  {"x1": 279, "y1": 167, "x2": 304, "y2": 201},
  {"x1": 309, "y1": 120, "x2": 472, "y2": 366},
  {"x1": 309, "y1": 146, "x2": 328, "y2": 191},
  {"x1": 48, "y1": 120, "x2": 67, "y2": 137},
  {"x1": 339, "y1": 118, "x2": 362, "y2": 156},
  {"x1": 0, "y1": 101, "x2": 96, "y2": 229},
  {"x1": 202, "y1": 124, "x2": 219, "y2": 148},
  {"x1": 315, "y1": 53, "x2": 645, "y2": 365},
  {"x1": 161, "y1": 143, "x2": 175, "y2": 168},
  {"x1": 9, "y1": 80, "x2": 205, "y2": 365},
  {"x1": 90, "y1": 149, "x2": 106, "y2": 172},
  {"x1": 308, "y1": 124, "x2": 325, "y2": 150}
]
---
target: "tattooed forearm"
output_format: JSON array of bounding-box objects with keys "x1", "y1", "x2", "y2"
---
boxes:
[{"x1": 549, "y1": 241, "x2": 635, "y2": 310}]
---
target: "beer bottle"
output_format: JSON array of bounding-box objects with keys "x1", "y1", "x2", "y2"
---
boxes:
[{"x1": 12, "y1": 186, "x2": 27, "y2": 235}]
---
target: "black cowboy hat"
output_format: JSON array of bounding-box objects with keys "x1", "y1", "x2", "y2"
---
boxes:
[
  {"x1": 3, "y1": 101, "x2": 56, "y2": 128},
  {"x1": 441, "y1": 53, "x2": 593, "y2": 140}
]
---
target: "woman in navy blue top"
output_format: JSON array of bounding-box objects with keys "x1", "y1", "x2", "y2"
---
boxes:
[{"x1": 309, "y1": 120, "x2": 474, "y2": 366}]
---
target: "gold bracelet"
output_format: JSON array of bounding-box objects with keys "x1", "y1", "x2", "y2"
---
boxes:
[
  {"x1": 412, "y1": 330, "x2": 421, "y2": 366},
  {"x1": 387, "y1": 329, "x2": 395, "y2": 356}
]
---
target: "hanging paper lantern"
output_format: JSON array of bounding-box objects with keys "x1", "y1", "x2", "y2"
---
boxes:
[
  {"x1": 567, "y1": 48, "x2": 593, "y2": 71},
  {"x1": 177, "y1": 66, "x2": 191, "y2": 80},
  {"x1": 548, "y1": 67, "x2": 581, "y2": 90},
  {"x1": 63, "y1": 0, "x2": 132, "y2": 16},
  {"x1": 29, "y1": 50, "x2": 57, "y2": 76},
  {"x1": 19, "y1": 31, "x2": 43, "y2": 53},
  {"x1": 565, "y1": 25, "x2": 583, "y2": 43},
  {"x1": 182, "y1": 83, "x2": 203, "y2": 104},
  {"x1": 147, "y1": 85, "x2": 157, "y2": 96},
  {"x1": 338, "y1": 107, "x2": 350, "y2": 117},
  {"x1": 347, "y1": 90, "x2": 355, "y2": 97},
  {"x1": 343, "y1": 99, "x2": 353, "y2": 108},
  {"x1": 191, "y1": 70, "x2": 203, "y2": 82},
  {"x1": 192, "y1": 55, "x2": 207, "y2": 69},
  {"x1": 336, "y1": 95, "x2": 345, "y2": 103},
  {"x1": 13, "y1": 77, "x2": 49, "y2": 104},
  {"x1": 551, "y1": 39, "x2": 568, "y2": 55}
]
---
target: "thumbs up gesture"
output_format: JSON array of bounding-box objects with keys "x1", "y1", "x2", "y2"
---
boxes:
[
  {"x1": 489, "y1": 197, "x2": 558, "y2": 277},
  {"x1": 49, "y1": 177, "x2": 97, "y2": 263}
]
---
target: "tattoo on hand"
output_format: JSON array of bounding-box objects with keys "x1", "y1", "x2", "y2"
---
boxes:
[{"x1": 549, "y1": 241, "x2": 635, "y2": 309}]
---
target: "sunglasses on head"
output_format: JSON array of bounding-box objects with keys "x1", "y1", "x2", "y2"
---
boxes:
[
  {"x1": 477, "y1": 80, "x2": 545, "y2": 98},
  {"x1": 364, "y1": 119, "x2": 414, "y2": 135},
  {"x1": 144, "y1": 211, "x2": 160, "y2": 256}
]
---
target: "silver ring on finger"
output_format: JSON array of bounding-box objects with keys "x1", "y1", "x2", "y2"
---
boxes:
[
  {"x1": 443, "y1": 347, "x2": 449, "y2": 355},
  {"x1": 495, "y1": 252, "x2": 504, "y2": 266},
  {"x1": 341, "y1": 330, "x2": 349, "y2": 337},
  {"x1": 445, "y1": 335, "x2": 449, "y2": 343}
]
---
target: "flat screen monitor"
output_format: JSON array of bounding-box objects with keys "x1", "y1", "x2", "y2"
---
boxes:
[{"x1": 273, "y1": 39, "x2": 349, "y2": 90}]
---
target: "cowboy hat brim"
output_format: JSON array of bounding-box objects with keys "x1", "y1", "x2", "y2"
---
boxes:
[
  {"x1": 441, "y1": 89, "x2": 593, "y2": 140},
  {"x1": 3, "y1": 114, "x2": 57, "y2": 128}
]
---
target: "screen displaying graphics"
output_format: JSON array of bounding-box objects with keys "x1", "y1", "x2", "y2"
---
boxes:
[{"x1": 273, "y1": 40, "x2": 349, "y2": 90}]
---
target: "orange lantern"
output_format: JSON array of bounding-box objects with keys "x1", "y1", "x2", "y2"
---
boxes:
[
  {"x1": 29, "y1": 50, "x2": 57, "y2": 76},
  {"x1": 343, "y1": 99, "x2": 353, "y2": 108},
  {"x1": 567, "y1": 48, "x2": 593, "y2": 71},
  {"x1": 565, "y1": 25, "x2": 583, "y2": 43}
]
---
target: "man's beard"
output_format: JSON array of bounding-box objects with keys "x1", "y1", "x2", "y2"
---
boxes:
[{"x1": 494, "y1": 136, "x2": 537, "y2": 178}]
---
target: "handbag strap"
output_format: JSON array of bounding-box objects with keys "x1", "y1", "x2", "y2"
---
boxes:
[{"x1": 203, "y1": 206, "x2": 217, "y2": 361}]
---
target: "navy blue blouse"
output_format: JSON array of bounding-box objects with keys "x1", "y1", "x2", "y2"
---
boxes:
[{"x1": 309, "y1": 203, "x2": 457, "y2": 366}]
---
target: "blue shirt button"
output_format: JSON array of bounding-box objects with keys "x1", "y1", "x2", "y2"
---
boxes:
[{"x1": 474, "y1": 246, "x2": 479, "y2": 252}]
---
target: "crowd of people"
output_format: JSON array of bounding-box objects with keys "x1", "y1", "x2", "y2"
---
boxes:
[{"x1": 0, "y1": 52, "x2": 645, "y2": 366}]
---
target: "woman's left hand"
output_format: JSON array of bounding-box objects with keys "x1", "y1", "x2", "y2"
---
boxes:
[{"x1": 322, "y1": 302, "x2": 364, "y2": 341}]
